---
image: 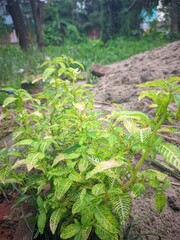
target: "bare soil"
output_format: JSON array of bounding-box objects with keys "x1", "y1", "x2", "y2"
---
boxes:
[{"x1": 92, "y1": 40, "x2": 180, "y2": 240}]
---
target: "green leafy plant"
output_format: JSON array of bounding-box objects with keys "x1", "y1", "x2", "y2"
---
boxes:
[{"x1": 0, "y1": 56, "x2": 180, "y2": 240}]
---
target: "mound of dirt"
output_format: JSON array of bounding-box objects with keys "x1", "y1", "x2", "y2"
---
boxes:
[
  {"x1": 93, "y1": 41, "x2": 180, "y2": 240},
  {"x1": 93, "y1": 40, "x2": 180, "y2": 113}
]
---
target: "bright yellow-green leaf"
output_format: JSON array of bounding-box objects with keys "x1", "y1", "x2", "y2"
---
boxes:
[
  {"x1": 43, "y1": 67, "x2": 55, "y2": 81},
  {"x1": 60, "y1": 223, "x2": 81, "y2": 239},
  {"x1": 52, "y1": 153, "x2": 66, "y2": 167},
  {"x1": 14, "y1": 139, "x2": 34, "y2": 146},
  {"x1": 86, "y1": 159, "x2": 126, "y2": 179},
  {"x1": 55, "y1": 178, "x2": 73, "y2": 200},
  {"x1": 109, "y1": 193, "x2": 131, "y2": 225},
  {"x1": 92, "y1": 183, "x2": 106, "y2": 196},
  {"x1": 131, "y1": 183, "x2": 146, "y2": 197},
  {"x1": 95, "y1": 224, "x2": 118, "y2": 240},
  {"x1": 3, "y1": 97, "x2": 17, "y2": 108},
  {"x1": 50, "y1": 208, "x2": 63, "y2": 234},
  {"x1": 94, "y1": 205, "x2": 119, "y2": 234},
  {"x1": 157, "y1": 143, "x2": 180, "y2": 170},
  {"x1": 154, "y1": 191, "x2": 166, "y2": 213}
]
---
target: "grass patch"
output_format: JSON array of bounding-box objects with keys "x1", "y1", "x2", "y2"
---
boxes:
[{"x1": 0, "y1": 36, "x2": 170, "y2": 104}]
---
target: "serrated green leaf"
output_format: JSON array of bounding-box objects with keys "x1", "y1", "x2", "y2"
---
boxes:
[
  {"x1": 37, "y1": 196, "x2": 44, "y2": 210},
  {"x1": 69, "y1": 171, "x2": 83, "y2": 182},
  {"x1": 74, "y1": 102, "x2": 85, "y2": 112},
  {"x1": 138, "y1": 79, "x2": 169, "y2": 91},
  {"x1": 94, "y1": 205, "x2": 119, "y2": 234},
  {"x1": 12, "y1": 153, "x2": 44, "y2": 171},
  {"x1": 173, "y1": 86, "x2": 180, "y2": 92},
  {"x1": 157, "y1": 143, "x2": 180, "y2": 170},
  {"x1": 52, "y1": 153, "x2": 66, "y2": 167},
  {"x1": 114, "y1": 110, "x2": 152, "y2": 126},
  {"x1": 86, "y1": 159, "x2": 126, "y2": 179},
  {"x1": 141, "y1": 169, "x2": 168, "y2": 182},
  {"x1": 40, "y1": 140, "x2": 52, "y2": 153},
  {"x1": 92, "y1": 183, "x2": 106, "y2": 196},
  {"x1": 174, "y1": 94, "x2": 180, "y2": 105},
  {"x1": 0, "y1": 166, "x2": 10, "y2": 183},
  {"x1": 43, "y1": 67, "x2": 55, "y2": 81},
  {"x1": 12, "y1": 130, "x2": 24, "y2": 140},
  {"x1": 138, "y1": 90, "x2": 159, "y2": 103},
  {"x1": 60, "y1": 222, "x2": 81, "y2": 239},
  {"x1": 131, "y1": 183, "x2": 146, "y2": 197},
  {"x1": 8, "y1": 151, "x2": 23, "y2": 158},
  {"x1": 154, "y1": 191, "x2": 166, "y2": 213},
  {"x1": 109, "y1": 193, "x2": 131, "y2": 225},
  {"x1": 78, "y1": 158, "x2": 89, "y2": 172},
  {"x1": 86, "y1": 148, "x2": 96, "y2": 155},
  {"x1": 72, "y1": 197, "x2": 82, "y2": 214},
  {"x1": 67, "y1": 153, "x2": 80, "y2": 160},
  {"x1": 73, "y1": 231, "x2": 82, "y2": 240},
  {"x1": 25, "y1": 152, "x2": 45, "y2": 171},
  {"x1": 55, "y1": 178, "x2": 73, "y2": 200},
  {"x1": 14, "y1": 139, "x2": 34, "y2": 146},
  {"x1": 148, "y1": 179, "x2": 160, "y2": 189},
  {"x1": 32, "y1": 75, "x2": 42, "y2": 84},
  {"x1": 95, "y1": 224, "x2": 118, "y2": 240},
  {"x1": 50, "y1": 208, "x2": 63, "y2": 234},
  {"x1": 167, "y1": 76, "x2": 180, "y2": 83},
  {"x1": 38, "y1": 212, "x2": 46, "y2": 234},
  {"x1": 82, "y1": 226, "x2": 92, "y2": 240},
  {"x1": 81, "y1": 210, "x2": 93, "y2": 226},
  {"x1": 3, "y1": 97, "x2": 17, "y2": 108},
  {"x1": 12, "y1": 159, "x2": 26, "y2": 169},
  {"x1": 0, "y1": 112, "x2": 8, "y2": 121},
  {"x1": 123, "y1": 119, "x2": 151, "y2": 143}
]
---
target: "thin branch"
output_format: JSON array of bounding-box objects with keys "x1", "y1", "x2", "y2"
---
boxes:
[
  {"x1": 157, "y1": 133, "x2": 180, "y2": 143},
  {"x1": 171, "y1": 182, "x2": 180, "y2": 186},
  {"x1": 125, "y1": 0, "x2": 137, "y2": 13}
]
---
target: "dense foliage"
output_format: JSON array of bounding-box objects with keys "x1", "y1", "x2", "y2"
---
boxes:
[
  {"x1": 0, "y1": 56, "x2": 179, "y2": 239},
  {"x1": 1, "y1": 0, "x2": 180, "y2": 49}
]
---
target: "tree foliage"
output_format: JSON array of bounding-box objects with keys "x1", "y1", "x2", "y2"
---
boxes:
[{"x1": 0, "y1": 0, "x2": 180, "y2": 48}]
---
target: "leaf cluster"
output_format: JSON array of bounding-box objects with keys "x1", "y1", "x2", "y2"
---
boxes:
[{"x1": 0, "y1": 57, "x2": 179, "y2": 239}]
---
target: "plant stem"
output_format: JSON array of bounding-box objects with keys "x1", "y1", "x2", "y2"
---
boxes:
[{"x1": 121, "y1": 110, "x2": 168, "y2": 190}]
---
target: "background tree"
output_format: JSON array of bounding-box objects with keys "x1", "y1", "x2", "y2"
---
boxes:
[
  {"x1": 6, "y1": 0, "x2": 29, "y2": 51},
  {"x1": 30, "y1": 0, "x2": 45, "y2": 48}
]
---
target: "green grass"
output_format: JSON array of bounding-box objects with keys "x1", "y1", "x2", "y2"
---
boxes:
[{"x1": 0, "y1": 35, "x2": 170, "y2": 104}]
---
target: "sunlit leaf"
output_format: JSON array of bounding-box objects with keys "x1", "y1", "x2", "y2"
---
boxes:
[
  {"x1": 52, "y1": 153, "x2": 66, "y2": 167},
  {"x1": 157, "y1": 142, "x2": 180, "y2": 170},
  {"x1": 60, "y1": 222, "x2": 81, "y2": 239},
  {"x1": 43, "y1": 67, "x2": 55, "y2": 81},
  {"x1": 94, "y1": 205, "x2": 119, "y2": 234},
  {"x1": 50, "y1": 208, "x2": 63, "y2": 234},
  {"x1": 3, "y1": 97, "x2": 17, "y2": 107},
  {"x1": 138, "y1": 79, "x2": 169, "y2": 91},
  {"x1": 86, "y1": 159, "x2": 126, "y2": 179},
  {"x1": 55, "y1": 178, "x2": 73, "y2": 200},
  {"x1": 154, "y1": 191, "x2": 166, "y2": 213},
  {"x1": 131, "y1": 183, "x2": 146, "y2": 197}
]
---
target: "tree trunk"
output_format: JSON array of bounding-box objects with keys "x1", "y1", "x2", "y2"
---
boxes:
[
  {"x1": 30, "y1": 0, "x2": 44, "y2": 48},
  {"x1": 6, "y1": 0, "x2": 29, "y2": 51},
  {"x1": 171, "y1": 0, "x2": 178, "y2": 34}
]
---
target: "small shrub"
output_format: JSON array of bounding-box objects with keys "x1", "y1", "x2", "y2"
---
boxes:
[{"x1": 0, "y1": 56, "x2": 180, "y2": 239}]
